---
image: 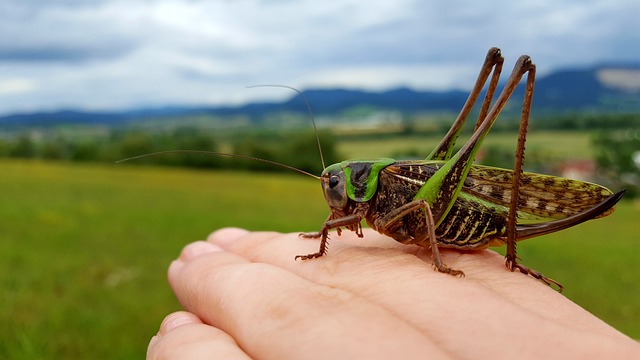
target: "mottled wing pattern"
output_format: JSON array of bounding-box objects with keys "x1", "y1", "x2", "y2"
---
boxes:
[
  {"x1": 386, "y1": 161, "x2": 614, "y2": 222},
  {"x1": 464, "y1": 165, "x2": 614, "y2": 220}
]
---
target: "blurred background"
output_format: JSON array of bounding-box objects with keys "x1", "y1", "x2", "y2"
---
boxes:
[{"x1": 1, "y1": 1, "x2": 639, "y2": 358}]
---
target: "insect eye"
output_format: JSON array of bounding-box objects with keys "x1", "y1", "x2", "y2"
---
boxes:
[{"x1": 329, "y1": 175, "x2": 340, "y2": 189}]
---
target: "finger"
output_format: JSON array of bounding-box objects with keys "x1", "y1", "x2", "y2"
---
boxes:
[
  {"x1": 147, "y1": 311, "x2": 251, "y2": 360},
  {"x1": 168, "y1": 241, "x2": 445, "y2": 360},
  {"x1": 207, "y1": 229, "x2": 594, "y2": 317},
  {"x1": 208, "y1": 228, "x2": 515, "y2": 289},
  {"x1": 208, "y1": 230, "x2": 628, "y2": 357},
  {"x1": 159, "y1": 311, "x2": 204, "y2": 335},
  {"x1": 207, "y1": 227, "x2": 250, "y2": 246},
  {"x1": 207, "y1": 228, "x2": 593, "y2": 332}
]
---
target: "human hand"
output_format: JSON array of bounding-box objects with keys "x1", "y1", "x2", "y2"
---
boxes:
[{"x1": 147, "y1": 228, "x2": 639, "y2": 359}]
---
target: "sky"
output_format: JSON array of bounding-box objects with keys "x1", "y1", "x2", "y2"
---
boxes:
[{"x1": 0, "y1": 0, "x2": 639, "y2": 116}]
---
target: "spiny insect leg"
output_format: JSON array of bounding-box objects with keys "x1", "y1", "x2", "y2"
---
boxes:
[
  {"x1": 474, "y1": 52, "x2": 504, "y2": 132},
  {"x1": 297, "y1": 214, "x2": 362, "y2": 260},
  {"x1": 421, "y1": 200, "x2": 464, "y2": 277},
  {"x1": 420, "y1": 55, "x2": 535, "y2": 227},
  {"x1": 372, "y1": 199, "x2": 463, "y2": 277},
  {"x1": 501, "y1": 56, "x2": 564, "y2": 290},
  {"x1": 296, "y1": 228, "x2": 329, "y2": 260},
  {"x1": 505, "y1": 59, "x2": 535, "y2": 281},
  {"x1": 506, "y1": 259, "x2": 564, "y2": 292},
  {"x1": 428, "y1": 47, "x2": 504, "y2": 161}
]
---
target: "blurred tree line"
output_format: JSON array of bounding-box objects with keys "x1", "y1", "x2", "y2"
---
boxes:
[
  {"x1": 593, "y1": 129, "x2": 640, "y2": 198},
  {"x1": 0, "y1": 127, "x2": 339, "y2": 176},
  {"x1": 532, "y1": 113, "x2": 640, "y2": 130},
  {"x1": 1, "y1": 116, "x2": 639, "y2": 196}
]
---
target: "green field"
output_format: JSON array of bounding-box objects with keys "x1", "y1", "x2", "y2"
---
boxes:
[
  {"x1": 337, "y1": 130, "x2": 594, "y2": 160},
  {"x1": 1, "y1": 159, "x2": 638, "y2": 359}
]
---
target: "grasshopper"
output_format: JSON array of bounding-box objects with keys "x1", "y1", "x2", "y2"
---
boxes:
[
  {"x1": 292, "y1": 47, "x2": 624, "y2": 290},
  {"x1": 120, "y1": 48, "x2": 624, "y2": 290}
]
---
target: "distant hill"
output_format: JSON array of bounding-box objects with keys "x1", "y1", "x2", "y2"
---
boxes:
[
  {"x1": 1, "y1": 64, "x2": 639, "y2": 128},
  {"x1": 534, "y1": 66, "x2": 640, "y2": 112}
]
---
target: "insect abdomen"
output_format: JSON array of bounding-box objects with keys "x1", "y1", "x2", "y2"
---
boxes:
[
  {"x1": 368, "y1": 170, "x2": 509, "y2": 249},
  {"x1": 435, "y1": 199, "x2": 508, "y2": 249}
]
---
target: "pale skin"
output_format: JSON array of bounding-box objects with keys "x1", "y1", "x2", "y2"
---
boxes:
[{"x1": 147, "y1": 227, "x2": 640, "y2": 360}]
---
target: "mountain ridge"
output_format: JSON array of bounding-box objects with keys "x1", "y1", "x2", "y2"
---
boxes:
[{"x1": 1, "y1": 64, "x2": 639, "y2": 128}]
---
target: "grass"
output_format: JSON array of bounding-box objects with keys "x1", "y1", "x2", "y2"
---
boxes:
[
  {"x1": 0, "y1": 159, "x2": 326, "y2": 359},
  {"x1": 338, "y1": 130, "x2": 594, "y2": 160},
  {"x1": 1, "y1": 158, "x2": 638, "y2": 359}
]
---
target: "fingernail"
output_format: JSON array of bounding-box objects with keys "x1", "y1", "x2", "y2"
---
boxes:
[
  {"x1": 147, "y1": 335, "x2": 159, "y2": 356},
  {"x1": 207, "y1": 227, "x2": 249, "y2": 248},
  {"x1": 160, "y1": 312, "x2": 198, "y2": 334},
  {"x1": 179, "y1": 241, "x2": 224, "y2": 262}
]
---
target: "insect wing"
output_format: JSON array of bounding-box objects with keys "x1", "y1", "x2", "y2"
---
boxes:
[
  {"x1": 464, "y1": 165, "x2": 615, "y2": 221},
  {"x1": 385, "y1": 161, "x2": 615, "y2": 222}
]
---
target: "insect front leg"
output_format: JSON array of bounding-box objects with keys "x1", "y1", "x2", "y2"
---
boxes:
[
  {"x1": 296, "y1": 213, "x2": 363, "y2": 260},
  {"x1": 372, "y1": 200, "x2": 464, "y2": 277}
]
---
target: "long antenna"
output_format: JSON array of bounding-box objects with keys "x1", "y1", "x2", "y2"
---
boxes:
[
  {"x1": 116, "y1": 150, "x2": 320, "y2": 180},
  {"x1": 246, "y1": 85, "x2": 326, "y2": 169}
]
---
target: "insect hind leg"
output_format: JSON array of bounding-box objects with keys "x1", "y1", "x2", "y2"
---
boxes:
[
  {"x1": 502, "y1": 56, "x2": 565, "y2": 291},
  {"x1": 507, "y1": 260, "x2": 564, "y2": 292},
  {"x1": 427, "y1": 47, "x2": 504, "y2": 161}
]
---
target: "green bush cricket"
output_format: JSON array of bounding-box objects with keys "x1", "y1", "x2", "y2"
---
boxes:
[
  {"x1": 120, "y1": 47, "x2": 624, "y2": 291},
  {"x1": 295, "y1": 48, "x2": 624, "y2": 291}
]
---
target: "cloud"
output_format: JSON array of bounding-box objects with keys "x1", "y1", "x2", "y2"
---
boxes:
[
  {"x1": 0, "y1": 0, "x2": 638, "y2": 114},
  {"x1": 0, "y1": 1, "x2": 138, "y2": 63},
  {"x1": 0, "y1": 43, "x2": 134, "y2": 63},
  {"x1": 0, "y1": 78, "x2": 36, "y2": 96}
]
